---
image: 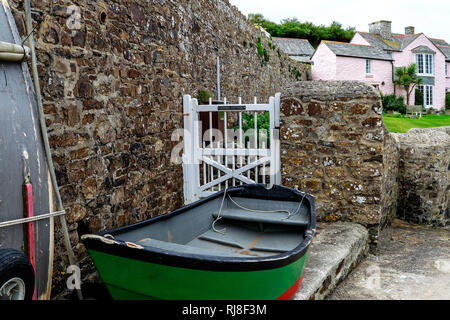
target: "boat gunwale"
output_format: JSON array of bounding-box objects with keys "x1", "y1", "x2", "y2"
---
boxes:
[{"x1": 82, "y1": 184, "x2": 316, "y2": 272}]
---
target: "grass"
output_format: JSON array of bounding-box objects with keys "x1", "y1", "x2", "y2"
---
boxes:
[{"x1": 382, "y1": 114, "x2": 450, "y2": 133}]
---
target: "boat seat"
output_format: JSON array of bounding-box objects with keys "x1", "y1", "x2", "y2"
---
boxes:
[
  {"x1": 212, "y1": 208, "x2": 309, "y2": 227},
  {"x1": 197, "y1": 227, "x2": 301, "y2": 253},
  {"x1": 137, "y1": 238, "x2": 242, "y2": 257}
]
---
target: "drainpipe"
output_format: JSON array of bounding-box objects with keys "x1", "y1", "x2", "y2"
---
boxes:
[{"x1": 391, "y1": 60, "x2": 396, "y2": 95}]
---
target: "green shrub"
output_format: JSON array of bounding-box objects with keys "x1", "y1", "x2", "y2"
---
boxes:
[
  {"x1": 256, "y1": 37, "x2": 264, "y2": 57},
  {"x1": 234, "y1": 112, "x2": 270, "y2": 145},
  {"x1": 262, "y1": 48, "x2": 270, "y2": 64},
  {"x1": 446, "y1": 92, "x2": 450, "y2": 108},
  {"x1": 255, "y1": 37, "x2": 270, "y2": 66},
  {"x1": 197, "y1": 89, "x2": 212, "y2": 104},
  {"x1": 382, "y1": 94, "x2": 406, "y2": 114}
]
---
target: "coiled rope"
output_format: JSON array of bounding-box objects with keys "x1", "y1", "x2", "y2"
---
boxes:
[{"x1": 212, "y1": 188, "x2": 307, "y2": 235}]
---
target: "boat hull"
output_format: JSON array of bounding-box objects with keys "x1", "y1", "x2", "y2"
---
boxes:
[
  {"x1": 87, "y1": 248, "x2": 309, "y2": 300},
  {"x1": 0, "y1": 2, "x2": 53, "y2": 299},
  {"x1": 83, "y1": 184, "x2": 316, "y2": 300}
]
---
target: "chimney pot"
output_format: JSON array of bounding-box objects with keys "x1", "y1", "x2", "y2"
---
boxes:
[{"x1": 405, "y1": 26, "x2": 415, "y2": 35}]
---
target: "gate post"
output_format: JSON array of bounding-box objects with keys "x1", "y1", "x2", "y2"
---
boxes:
[
  {"x1": 182, "y1": 95, "x2": 200, "y2": 204},
  {"x1": 274, "y1": 92, "x2": 281, "y2": 185}
]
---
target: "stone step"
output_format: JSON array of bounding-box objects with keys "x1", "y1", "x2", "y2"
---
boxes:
[
  {"x1": 293, "y1": 222, "x2": 369, "y2": 300},
  {"x1": 327, "y1": 219, "x2": 450, "y2": 300}
]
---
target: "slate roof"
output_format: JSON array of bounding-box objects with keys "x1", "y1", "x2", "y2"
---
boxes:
[
  {"x1": 272, "y1": 37, "x2": 314, "y2": 57},
  {"x1": 352, "y1": 31, "x2": 450, "y2": 62},
  {"x1": 411, "y1": 45, "x2": 436, "y2": 54},
  {"x1": 357, "y1": 32, "x2": 420, "y2": 51},
  {"x1": 322, "y1": 41, "x2": 393, "y2": 61},
  {"x1": 357, "y1": 32, "x2": 395, "y2": 51},
  {"x1": 437, "y1": 46, "x2": 450, "y2": 61},
  {"x1": 429, "y1": 38, "x2": 450, "y2": 47},
  {"x1": 391, "y1": 33, "x2": 421, "y2": 50},
  {"x1": 430, "y1": 38, "x2": 450, "y2": 61}
]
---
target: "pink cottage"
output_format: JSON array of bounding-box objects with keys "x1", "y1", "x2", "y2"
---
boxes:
[{"x1": 311, "y1": 21, "x2": 450, "y2": 110}]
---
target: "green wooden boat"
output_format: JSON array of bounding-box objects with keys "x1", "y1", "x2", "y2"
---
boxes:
[{"x1": 82, "y1": 184, "x2": 316, "y2": 300}]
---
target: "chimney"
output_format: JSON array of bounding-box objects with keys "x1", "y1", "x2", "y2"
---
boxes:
[
  {"x1": 405, "y1": 26, "x2": 415, "y2": 35},
  {"x1": 369, "y1": 20, "x2": 392, "y2": 40}
]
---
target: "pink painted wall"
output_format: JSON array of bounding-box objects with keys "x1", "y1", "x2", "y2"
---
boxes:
[
  {"x1": 311, "y1": 42, "x2": 336, "y2": 80},
  {"x1": 351, "y1": 33, "x2": 371, "y2": 46},
  {"x1": 393, "y1": 34, "x2": 446, "y2": 110},
  {"x1": 335, "y1": 56, "x2": 394, "y2": 96}
]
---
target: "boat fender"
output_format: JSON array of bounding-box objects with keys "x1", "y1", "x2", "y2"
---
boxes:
[
  {"x1": 125, "y1": 242, "x2": 144, "y2": 250},
  {"x1": 81, "y1": 235, "x2": 144, "y2": 249},
  {"x1": 80, "y1": 234, "x2": 119, "y2": 245}
]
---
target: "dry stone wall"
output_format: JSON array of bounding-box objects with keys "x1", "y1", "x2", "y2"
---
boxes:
[
  {"x1": 280, "y1": 81, "x2": 392, "y2": 247},
  {"x1": 10, "y1": 0, "x2": 307, "y2": 295},
  {"x1": 380, "y1": 131, "x2": 400, "y2": 228},
  {"x1": 392, "y1": 127, "x2": 450, "y2": 227}
]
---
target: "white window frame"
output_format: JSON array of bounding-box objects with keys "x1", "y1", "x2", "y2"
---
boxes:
[
  {"x1": 365, "y1": 59, "x2": 372, "y2": 75},
  {"x1": 415, "y1": 53, "x2": 434, "y2": 76},
  {"x1": 418, "y1": 85, "x2": 434, "y2": 107}
]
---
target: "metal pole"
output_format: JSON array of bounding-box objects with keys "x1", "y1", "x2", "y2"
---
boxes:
[{"x1": 217, "y1": 56, "x2": 220, "y2": 100}]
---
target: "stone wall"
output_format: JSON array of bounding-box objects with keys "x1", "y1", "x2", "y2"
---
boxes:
[
  {"x1": 280, "y1": 81, "x2": 391, "y2": 247},
  {"x1": 380, "y1": 130, "x2": 400, "y2": 228},
  {"x1": 391, "y1": 127, "x2": 450, "y2": 227},
  {"x1": 9, "y1": 0, "x2": 307, "y2": 296}
]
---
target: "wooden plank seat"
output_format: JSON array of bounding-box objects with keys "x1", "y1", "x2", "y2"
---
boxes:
[
  {"x1": 138, "y1": 238, "x2": 241, "y2": 257},
  {"x1": 197, "y1": 226, "x2": 302, "y2": 253},
  {"x1": 211, "y1": 208, "x2": 309, "y2": 227}
]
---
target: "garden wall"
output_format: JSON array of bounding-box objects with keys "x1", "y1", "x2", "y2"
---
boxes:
[
  {"x1": 280, "y1": 81, "x2": 396, "y2": 248},
  {"x1": 10, "y1": 0, "x2": 307, "y2": 296},
  {"x1": 391, "y1": 127, "x2": 450, "y2": 227}
]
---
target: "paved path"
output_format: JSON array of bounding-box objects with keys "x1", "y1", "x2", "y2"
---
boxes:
[{"x1": 328, "y1": 219, "x2": 450, "y2": 300}]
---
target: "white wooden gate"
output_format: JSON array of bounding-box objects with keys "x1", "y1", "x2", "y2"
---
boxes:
[{"x1": 182, "y1": 93, "x2": 281, "y2": 204}]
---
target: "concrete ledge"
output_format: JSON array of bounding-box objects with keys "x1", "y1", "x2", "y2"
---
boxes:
[{"x1": 293, "y1": 222, "x2": 369, "y2": 300}]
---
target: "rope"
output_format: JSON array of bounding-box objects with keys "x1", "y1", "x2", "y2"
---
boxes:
[
  {"x1": 0, "y1": 210, "x2": 66, "y2": 228},
  {"x1": 212, "y1": 188, "x2": 228, "y2": 234},
  {"x1": 228, "y1": 192, "x2": 306, "y2": 220},
  {"x1": 212, "y1": 188, "x2": 307, "y2": 234}
]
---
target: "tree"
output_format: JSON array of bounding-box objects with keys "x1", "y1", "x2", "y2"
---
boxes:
[
  {"x1": 394, "y1": 64, "x2": 423, "y2": 106},
  {"x1": 247, "y1": 14, "x2": 355, "y2": 48}
]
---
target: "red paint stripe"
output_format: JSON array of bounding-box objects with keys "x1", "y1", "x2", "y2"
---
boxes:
[
  {"x1": 276, "y1": 272, "x2": 305, "y2": 300},
  {"x1": 25, "y1": 183, "x2": 37, "y2": 300}
]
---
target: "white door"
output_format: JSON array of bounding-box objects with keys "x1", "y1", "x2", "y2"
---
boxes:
[{"x1": 419, "y1": 85, "x2": 434, "y2": 108}]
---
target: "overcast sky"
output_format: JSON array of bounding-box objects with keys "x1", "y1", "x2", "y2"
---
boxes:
[{"x1": 228, "y1": 0, "x2": 450, "y2": 41}]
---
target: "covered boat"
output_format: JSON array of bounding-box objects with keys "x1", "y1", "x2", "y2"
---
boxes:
[
  {"x1": 82, "y1": 184, "x2": 316, "y2": 300},
  {"x1": 0, "y1": 0, "x2": 80, "y2": 300},
  {"x1": 0, "y1": 1, "x2": 53, "y2": 300}
]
